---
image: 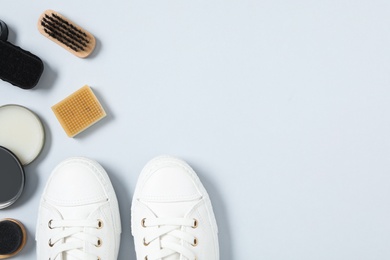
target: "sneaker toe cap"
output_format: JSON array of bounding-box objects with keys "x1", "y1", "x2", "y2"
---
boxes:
[
  {"x1": 44, "y1": 158, "x2": 108, "y2": 205},
  {"x1": 139, "y1": 157, "x2": 203, "y2": 201}
]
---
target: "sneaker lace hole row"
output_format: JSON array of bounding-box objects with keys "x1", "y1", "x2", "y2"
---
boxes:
[{"x1": 141, "y1": 217, "x2": 199, "y2": 258}]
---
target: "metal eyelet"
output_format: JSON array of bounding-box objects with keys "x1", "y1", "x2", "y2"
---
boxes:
[
  {"x1": 192, "y1": 219, "x2": 198, "y2": 228},
  {"x1": 48, "y1": 220, "x2": 53, "y2": 229},
  {"x1": 143, "y1": 237, "x2": 150, "y2": 246},
  {"x1": 141, "y1": 218, "x2": 147, "y2": 228},
  {"x1": 97, "y1": 219, "x2": 104, "y2": 229},
  {"x1": 95, "y1": 238, "x2": 102, "y2": 247},
  {"x1": 192, "y1": 237, "x2": 198, "y2": 247}
]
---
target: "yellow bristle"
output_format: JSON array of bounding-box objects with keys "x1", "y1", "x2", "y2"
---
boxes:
[{"x1": 51, "y1": 85, "x2": 106, "y2": 137}]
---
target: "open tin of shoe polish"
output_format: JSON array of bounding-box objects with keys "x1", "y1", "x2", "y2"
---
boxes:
[
  {"x1": 0, "y1": 104, "x2": 45, "y2": 165},
  {"x1": 0, "y1": 146, "x2": 24, "y2": 209},
  {"x1": 0, "y1": 104, "x2": 45, "y2": 209}
]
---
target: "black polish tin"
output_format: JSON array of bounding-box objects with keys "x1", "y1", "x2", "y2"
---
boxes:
[{"x1": 0, "y1": 146, "x2": 25, "y2": 209}]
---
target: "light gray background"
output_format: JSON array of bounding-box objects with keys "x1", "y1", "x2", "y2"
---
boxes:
[{"x1": 0, "y1": 0, "x2": 390, "y2": 259}]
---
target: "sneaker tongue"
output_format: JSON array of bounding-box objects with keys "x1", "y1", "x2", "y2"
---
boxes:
[
  {"x1": 57, "y1": 204, "x2": 99, "y2": 219},
  {"x1": 56, "y1": 204, "x2": 100, "y2": 260},
  {"x1": 63, "y1": 254, "x2": 78, "y2": 260},
  {"x1": 145, "y1": 201, "x2": 198, "y2": 260},
  {"x1": 161, "y1": 234, "x2": 186, "y2": 260},
  {"x1": 164, "y1": 253, "x2": 179, "y2": 260},
  {"x1": 146, "y1": 201, "x2": 198, "y2": 218}
]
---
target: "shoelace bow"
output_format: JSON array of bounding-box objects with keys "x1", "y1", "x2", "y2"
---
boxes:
[
  {"x1": 142, "y1": 217, "x2": 198, "y2": 260},
  {"x1": 48, "y1": 219, "x2": 102, "y2": 260}
]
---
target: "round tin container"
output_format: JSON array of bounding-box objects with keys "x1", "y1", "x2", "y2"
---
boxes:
[
  {"x1": 0, "y1": 146, "x2": 24, "y2": 209},
  {"x1": 0, "y1": 104, "x2": 45, "y2": 165}
]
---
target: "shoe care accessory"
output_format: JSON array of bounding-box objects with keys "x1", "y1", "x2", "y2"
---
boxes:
[
  {"x1": 0, "y1": 19, "x2": 44, "y2": 89},
  {"x1": 0, "y1": 105, "x2": 45, "y2": 165},
  {"x1": 0, "y1": 105, "x2": 45, "y2": 209},
  {"x1": 38, "y1": 10, "x2": 96, "y2": 58},
  {"x1": 36, "y1": 157, "x2": 121, "y2": 260},
  {"x1": 51, "y1": 85, "x2": 106, "y2": 137},
  {"x1": 131, "y1": 156, "x2": 220, "y2": 260},
  {"x1": 0, "y1": 219, "x2": 27, "y2": 259},
  {"x1": 0, "y1": 146, "x2": 24, "y2": 209}
]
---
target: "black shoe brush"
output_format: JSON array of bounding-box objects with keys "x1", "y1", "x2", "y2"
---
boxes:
[
  {"x1": 0, "y1": 219, "x2": 26, "y2": 259},
  {"x1": 0, "y1": 20, "x2": 44, "y2": 89}
]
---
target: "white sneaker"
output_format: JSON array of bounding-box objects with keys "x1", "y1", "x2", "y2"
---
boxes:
[
  {"x1": 36, "y1": 157, "x2": 121, "y2": 260},
  {"x1": 131, "y1": 156, "x2": 219, "y2": 260}
]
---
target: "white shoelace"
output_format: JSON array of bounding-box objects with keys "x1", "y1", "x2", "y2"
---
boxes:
[
  {"x1": 142, "y1": 217, "x2": 198, "y2": 260},
  {"x1": 48, "y1": 219, "x2": 102, "y2": 260}
]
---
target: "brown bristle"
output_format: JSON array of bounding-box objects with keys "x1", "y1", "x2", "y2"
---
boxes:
[
  {"x1": 38, "y1": 10, "x2": 96, "y2": 58},
  {"x1": 51, "y1": 85, "x2": 106, "y2": 137}
]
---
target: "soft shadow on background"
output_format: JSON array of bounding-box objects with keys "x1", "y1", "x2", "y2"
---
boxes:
[
  {"x1": 192, "y1": 163, "x2": 234, "y2": 260},
  {"x1": 101, "y1": 162, "x2": 137, "y2": 259}
]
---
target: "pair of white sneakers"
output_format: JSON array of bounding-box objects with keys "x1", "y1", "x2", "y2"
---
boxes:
[{"x1": 36, "y1": 156, "x2": 219, "y2": 260}]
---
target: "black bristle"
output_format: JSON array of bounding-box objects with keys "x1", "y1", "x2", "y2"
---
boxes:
[
  {"x1": 42, "y1": 21, "x2": 84, "y2": 52},
  {"x1": 45, "y1": 15, "x2": 89, "y2": 45},
  {"x1": 43, "y1": 28, "x2": 79, "y2": 52},
  {"x1": 0, "y1": 220, "x2": 23, "y2": 255},
  {"x1": 42, "y1": 16, "x2": 86, "y2": 51},
  {"x1": 41, "y1": 13, "x2": 91, "y2": 52},
  {"x1": 0, "y1": 41, "x2": 44, "y2": 89},
  {"x1": 52, "y1": 13, "x2": 88, "y2": 38}
]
